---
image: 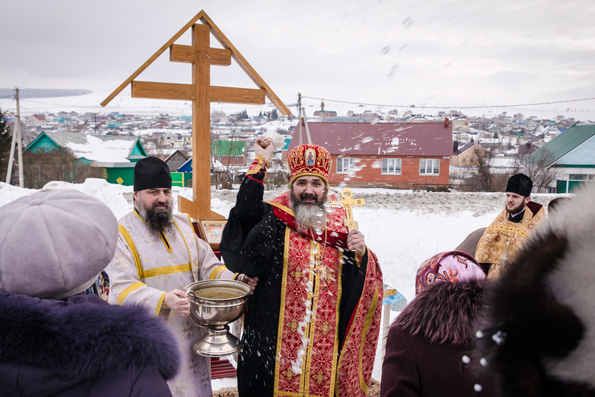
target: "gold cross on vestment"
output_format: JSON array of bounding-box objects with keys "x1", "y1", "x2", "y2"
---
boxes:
[{"x1": 332, "y1": 188, "x2": 365, "y2": 231}]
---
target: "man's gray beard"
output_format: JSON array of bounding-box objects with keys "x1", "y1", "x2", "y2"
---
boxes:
[
  {"x1": 290, "y1": 190, "x2": 327, "y2": 233},
  {"x1": 136, "y1": 200, "x2": 173, "y2": 233}
]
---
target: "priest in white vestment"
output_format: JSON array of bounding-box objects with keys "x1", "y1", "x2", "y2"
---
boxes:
[{"x1": 107, "y1": 156, "x2": 257, "y2": 397}]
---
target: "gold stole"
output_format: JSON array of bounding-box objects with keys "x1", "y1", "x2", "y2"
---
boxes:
[
  {"x1": 476, "y1": 206, "x2": 545, "y2": 279},
  {"x1": 274, "y1": 227, "x2": 342, "y2": 397}
]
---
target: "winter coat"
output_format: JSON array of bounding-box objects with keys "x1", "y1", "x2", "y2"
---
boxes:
[
  {"x1": 381, "y1": 280, "x2": 497, "y2": 397},
  {"x1": 455, "y1": 227, "x2": 487, "y2": 260},
  {"x1": 0, "y1": 291, "x2": 180, "y2": 396}
]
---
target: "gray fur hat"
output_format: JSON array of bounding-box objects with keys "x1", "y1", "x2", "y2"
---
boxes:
[{"x1": 0, "y1": 189, "x2": 118, "y2": 299}]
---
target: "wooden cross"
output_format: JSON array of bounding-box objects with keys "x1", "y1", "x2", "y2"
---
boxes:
[
  {"x1": 333, "y1": 188, "x2": 365, "y2": 231},
  {"x1": 101, "y1": 11, "x2": 291, "y2": 220}
]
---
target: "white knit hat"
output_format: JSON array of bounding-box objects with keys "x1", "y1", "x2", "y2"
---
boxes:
[{"x1": 0, "y1": 189, "x2": 118, "y2": 299}]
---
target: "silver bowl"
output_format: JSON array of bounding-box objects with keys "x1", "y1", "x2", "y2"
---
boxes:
[{"x1": 186, "y1": 279, "x2": 250, "y2": 357}]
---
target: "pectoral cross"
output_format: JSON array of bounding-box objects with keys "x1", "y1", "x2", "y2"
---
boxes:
[{"x1": 332, "y1": 188, "x2": 365, "y2": 231}]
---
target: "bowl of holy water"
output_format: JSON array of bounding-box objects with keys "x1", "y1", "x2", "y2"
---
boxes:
[{"x1": 186, "y1": 279, "x2": 250, "y2": 357}]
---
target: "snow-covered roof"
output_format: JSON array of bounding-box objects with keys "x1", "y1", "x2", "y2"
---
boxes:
[
  {"x1": 41, "y1": 131, "x2": 142, "y2": 163},
  {"x1": 66, "y1": 135, "x2": 136, "y2": 162}
]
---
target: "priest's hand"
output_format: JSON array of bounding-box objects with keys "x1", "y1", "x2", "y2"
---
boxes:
[
  {"x1": 347, "y1": 229, "x2": 366, "y2": 256},
  {"x1": 254, "y1": 136, "x2": 274, "y2": 162},
  {"x1": 164, "y1": 289, "x2": 190, "y2": 317},
  {"x1": 238, "y1": 274, "x2": 259, "y2": 295}
]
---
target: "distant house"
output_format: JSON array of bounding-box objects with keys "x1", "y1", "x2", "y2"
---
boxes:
[
  {"x1": 451, "y1": 118, "x2": 470, "y2": 133},
  {"x1": 165, "y1": 150, "x2": 191, "y2": 188},
  {"x1": 25, "y1": 114, "x2": 46, "y2": 127},
  {"x1": 451, "y1": 142, "x2": 486, "y2": 167},
  {"x1": 164, "y1": 149, "x2": 190, "y2": 172},
  {"x1": 288, "y1": 121, "x2": 452, "y2": 189},
  {"x1": 528, "y1": 123, "x2": 595, "y2": 193},
  {"x1": 211, "y1": 140, "x2": 246, "y2": 167},
  {"x1": 313, "y1": 100, "x2": 338, "y2": 117},
  {"x1": 517, "y1": 141, "x2": 539, "y2": 156},
  {"x1": 25, "y1": 131, "x2": 147, "y2": 186}
]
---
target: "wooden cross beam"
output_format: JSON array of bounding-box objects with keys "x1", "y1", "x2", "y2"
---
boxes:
[
  {"x1": 101, "y1": 10, "x2": 291, "y2": 220},
  {"x1": 333, "y1": 188, "x2": 365, "y2": 231}
]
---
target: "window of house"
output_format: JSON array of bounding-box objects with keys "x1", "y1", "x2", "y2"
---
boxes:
[
  {"x1": 382, "y1": 158, "x2": 402, "y2": 175},
  {"x1": 569, "y1": 174, "x2": 595, "y2": 181},
  {"x1": 419, "y1": 159, "x2": 440, "y2": 175},
  {"x1": 337, "y1": 157, "x2": 357, "y2": 174}
]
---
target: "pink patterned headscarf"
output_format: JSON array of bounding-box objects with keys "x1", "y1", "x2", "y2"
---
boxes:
[{"x1": 415, "y1": 251, "x2": 485, "y2": 295}]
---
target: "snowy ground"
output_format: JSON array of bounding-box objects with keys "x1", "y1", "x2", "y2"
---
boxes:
[{"x1": 0, "y1": 179, "x2": 563, "y2": 387}]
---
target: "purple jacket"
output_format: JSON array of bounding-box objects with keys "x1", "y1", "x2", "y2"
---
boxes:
[
  {"x1": 0, "y1": 291, "x2": 180, "y2": 396},
  {"x1": 381, "y1": 281, "x2": 497, "y2": 397}
]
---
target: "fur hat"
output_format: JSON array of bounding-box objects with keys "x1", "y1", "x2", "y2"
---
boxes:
[
  {"x1": 288, "y1": 144, "x2": 332, "y2": 185},
  {"x1": 506, "y1": 173, "x2": 532, "y2": 196},
  {"x1": 0, "y1": 190, "x2": 118, "y2": 299},
  {"x1": 134, "y1": 156, "x2": 172, "y2": 192}
]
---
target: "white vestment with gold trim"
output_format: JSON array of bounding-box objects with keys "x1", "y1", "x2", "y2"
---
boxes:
[{"x1": 107, "y1": 211, "x2": 236, "y2": 397}]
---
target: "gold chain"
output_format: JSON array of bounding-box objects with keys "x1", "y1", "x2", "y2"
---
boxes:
[{"x1": 310, "y1": 227, "x2": 334, "y2": 284}]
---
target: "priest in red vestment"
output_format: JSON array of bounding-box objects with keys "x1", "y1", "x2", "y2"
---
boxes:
[{"x1": 220, "y1": 138, "x2": 383, "y2": 396}]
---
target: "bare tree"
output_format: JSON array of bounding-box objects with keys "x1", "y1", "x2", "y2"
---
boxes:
[
  {"x1": 516, "y1": 148, "x2": 560, "y2": 193},
  {"x1": 211, "y1": 110, "x2": 227, "y2": 124},
  {"x1": 467, "y1": 146, "x2": 495, "y2": 192},
  {"x1": 23, "y1": 150, "x2": 103, "y2": 189},
  {"x1": 211, "y1": 121, "x2": 245, "y2": 190},
  {"x1": 0, "y1": 109, "x2": 10, "y2": 181}
]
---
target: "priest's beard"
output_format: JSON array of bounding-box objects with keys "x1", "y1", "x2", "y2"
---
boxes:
[
  {"x1": 506, "y1": 201, "x2": 526, "y2": 216},
  {"x1": 290, "y1": 190, "x2": 327, "y2": 234},
  {"x1": 136, "y1": 200, "x2": 173, "y2": 233}
]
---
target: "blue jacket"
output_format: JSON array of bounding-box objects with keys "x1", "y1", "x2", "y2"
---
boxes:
[{"x1": 0, "y1": 291, "x2": 180, "y2": 396}]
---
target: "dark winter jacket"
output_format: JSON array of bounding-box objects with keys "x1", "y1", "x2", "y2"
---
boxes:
[
  {"x1": 0, "y1": 291, "x2": 180, "y2": 396},
  {"x1": 381, "y1": 281, "x2": 497, "y2": 397}
]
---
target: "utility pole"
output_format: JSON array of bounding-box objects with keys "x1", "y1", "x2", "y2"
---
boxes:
[
  {"x1": 298, "y1": 93, "x2": 302, "y2": 145},
  {"x1": 6, "y1": 87, "x2": 24, "y2": 186},
  {"x1": 16, "y1": 88, "x2": 24, "y2": 187},
  {"x1": 296, "y1": 93, "x2": 312, "y2": 145}
]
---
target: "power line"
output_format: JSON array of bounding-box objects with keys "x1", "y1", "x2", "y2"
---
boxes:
[{"x1": 301, "y1": 95, "x2": 595, "y2": 110}]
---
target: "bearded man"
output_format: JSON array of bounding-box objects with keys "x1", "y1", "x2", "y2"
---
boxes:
[
  {"x1": 475, "y1": 173, "x2": 546, "y2": 279},
  {"x1": 220, "y1": 140, "x2": 383, "y2": 397},
  {"x1": 106, "y1": 156, "x2": 257, "y2": 397}
]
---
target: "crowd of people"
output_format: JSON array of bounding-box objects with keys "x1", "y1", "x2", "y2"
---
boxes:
[{"x1": 1, "y1": 137, "x2": 592, "y2": 397}]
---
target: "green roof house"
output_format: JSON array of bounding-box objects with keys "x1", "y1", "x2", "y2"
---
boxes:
[
  {"x1": 25, "y1": 131, "x2": 147, "y2": 186},
  {"x1": 528, "y1": 124, "x2": 595, "y2": 193},
  {"x1": 211, "y1": 140, "x2": 246, "y2": 167}
]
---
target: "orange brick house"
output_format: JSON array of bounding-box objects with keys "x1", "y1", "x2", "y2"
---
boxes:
[{"x1": 288, "y1": 121, "x2": 452, "y2": 189}]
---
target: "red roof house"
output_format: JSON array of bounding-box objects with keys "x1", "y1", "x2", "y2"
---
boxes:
[{"x1": 288, "y1": 121, "x2": 452, "y2": 189}]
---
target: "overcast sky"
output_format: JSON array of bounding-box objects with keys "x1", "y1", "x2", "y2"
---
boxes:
[{"x1": 2, "y1": 0, "x2": 595, "y2": 118}]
